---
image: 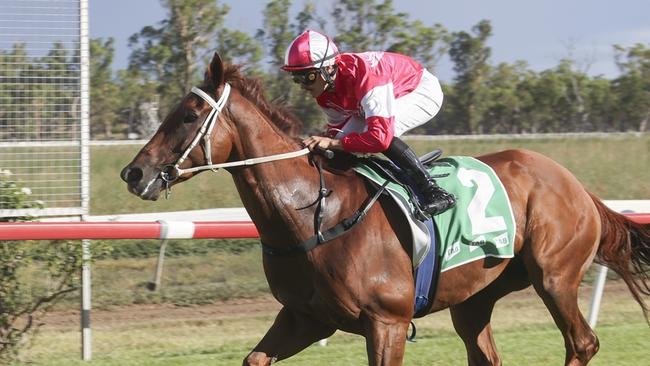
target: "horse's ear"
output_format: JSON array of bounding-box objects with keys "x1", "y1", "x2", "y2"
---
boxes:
[{"x1": 204, "y1": 52, "x2": 224, "y2": 90}]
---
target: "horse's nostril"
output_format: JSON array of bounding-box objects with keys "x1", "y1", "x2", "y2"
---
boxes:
[
  {"x1": 120, "y1": 166, "x2": 130, "y2": 182},
  {"x1": 122, "y1": 167, "x2": 143, "y2": 184}
]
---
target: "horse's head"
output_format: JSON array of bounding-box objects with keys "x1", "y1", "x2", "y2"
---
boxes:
[{"x1": 121, "y1": 53, "x2": 234, "y2": 200}]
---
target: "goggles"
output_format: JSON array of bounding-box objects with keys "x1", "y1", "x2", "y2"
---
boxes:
[{"x1": 291, "y1": 70, "x2": 320, "y2": 85}]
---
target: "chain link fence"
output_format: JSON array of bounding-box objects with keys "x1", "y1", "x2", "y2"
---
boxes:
[{"x1": 0, "y1": 0, "x2": 89, "y2": 218}]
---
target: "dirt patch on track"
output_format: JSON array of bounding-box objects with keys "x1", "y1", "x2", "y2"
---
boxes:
[
  {"x1": 42, "y1": 295, "x2": 282, "y2": 329},
  {"x1": 41, "y1": 281, "x2": 636, "y2": 330}
]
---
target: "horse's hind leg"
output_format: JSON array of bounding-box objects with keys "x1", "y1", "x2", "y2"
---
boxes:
[
  {"x1": 523, "y1": 233, "x2": 600, "y2": 365},
  {"x1": 527, "y1": 265, "x2": 599, "y2": 365},
  {"x1": 243, "y1": 306, "x2": 335, "y2": 366}
]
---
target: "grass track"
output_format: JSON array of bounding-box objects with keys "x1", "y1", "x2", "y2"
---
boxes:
[{"x1": 15, "y1": 282, "x2": 648, "y2": 365}]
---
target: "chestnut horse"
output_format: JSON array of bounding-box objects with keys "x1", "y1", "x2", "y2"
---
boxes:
[{"x1": 121, "y1": 53, "x2": 650, "y2": 366}]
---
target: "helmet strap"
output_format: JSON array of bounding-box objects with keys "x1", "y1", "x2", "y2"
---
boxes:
[
  {"x1": 320, "y1": 66, "x2": 337, "y2": 91},
  {"x1": 317, "y1": 38, "x2": 337, "y2": 90}
]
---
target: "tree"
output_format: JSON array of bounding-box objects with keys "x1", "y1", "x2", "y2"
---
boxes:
[
  {"x1": 89, "y1": 38, "x2": 121, "y2": 138},
  {"x1": 0, "y1": 44, "x2": 28, "y2": 140},
  {"x1": 612, "y1": 43, "x2": 650, "y2": 132},
  {"x1": 448, "y1": 20, "x2": 493, "y2": 134},
  {"x1": 215, "y1": 29, "x2": 262, "y2": 72},
  {"x1": 332, "y1": 0, "x2": 409, "y2": 52},
  {"x1": 256, "y1": 0, "x2": 294, "y2": 70},
  {"x1": 128, "y1": 0, "x2": 229, "y2": 116},
  {"x1": 115, "y1": 67, "x2": 160, "y2": 139},
  {"x1": 6, "y1": 43, "x2": 82, "y2": 141},
  {"x1": 256, "y1": 0, "x2": 323, "y2": 132},
  {"x1": 113, "y1": 3, "x2": 642, "y2": 136},
  {"x1": 481, "y1": 61, "x2": 532, "y2": 133},
  {"x1": 519, "y1": 69, "x2": 569, "y2": 133},
  {"x1": 516, "y1": 60, "x2": 615, "y2": 133},
  {"x1": 255, "y1": 0, "x2": 294, "y2": 100},
  {"x1": 293, "y1": 1, "x2": 326, "y2": 35},
  {"x1": 554, "y1": 59, "x2": 593, "y2": 131},
  {"x1": 584, "y1": 77, "x2": 615, "y2": 132},
  {"x1": 388, "y1": 20, "x2": 450, "y2": 73}
]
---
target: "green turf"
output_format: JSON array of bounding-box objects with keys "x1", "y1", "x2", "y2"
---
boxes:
[
  {"x1": 13, "y1": 284, "x2": 648, "y2": 365},
  {"x1": 94, "y1": 134, "x2": 650, "y2": 215}
]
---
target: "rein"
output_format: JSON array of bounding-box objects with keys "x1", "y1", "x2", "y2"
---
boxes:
[{"x1": 175, "y1": 148, "x2": 311, "y2": 175}]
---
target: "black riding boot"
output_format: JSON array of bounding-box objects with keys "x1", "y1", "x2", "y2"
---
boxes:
[{"x1": 384, "y1": 137, "x2": 456, "y2": 216}]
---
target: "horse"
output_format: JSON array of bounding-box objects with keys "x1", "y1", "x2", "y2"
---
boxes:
[{"x1": 120, "y1": 52, "x2": 650, "y2": 366}]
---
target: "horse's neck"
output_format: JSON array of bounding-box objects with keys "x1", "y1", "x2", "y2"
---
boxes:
[{"x1": 227, "y1": 112, "x2": 321, "y2": 244}]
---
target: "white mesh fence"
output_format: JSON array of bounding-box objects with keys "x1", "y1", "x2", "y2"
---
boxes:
[{"x1": 0, "y1": 0, "x2": 89, "y2": 218}]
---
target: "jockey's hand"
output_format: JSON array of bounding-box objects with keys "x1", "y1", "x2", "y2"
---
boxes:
[{"x1": 302, "y1": 136, "x2": 343, "y2": 151}]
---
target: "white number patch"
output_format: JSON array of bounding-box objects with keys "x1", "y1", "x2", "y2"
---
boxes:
[{"x1": 456, "y1": 168, "x2": 507, "y2": 235}]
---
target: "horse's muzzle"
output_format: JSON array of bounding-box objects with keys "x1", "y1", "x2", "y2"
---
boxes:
[{"x1": 120, "y1": 164, "x2": 163, "y2": 200}]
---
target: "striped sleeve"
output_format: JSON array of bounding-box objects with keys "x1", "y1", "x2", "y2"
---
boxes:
[{"x1": 340, "y1": 83, "x2": 395, "y2": 153}]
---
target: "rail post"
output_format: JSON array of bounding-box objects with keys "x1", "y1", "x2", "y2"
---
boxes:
[{"x1": 588, "y1": 264, "x2": 609, "y2": 328}]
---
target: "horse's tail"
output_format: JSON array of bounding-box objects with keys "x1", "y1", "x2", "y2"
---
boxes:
[{"x1": 590, "y1": 193, "x2": 650, "y2": 319}]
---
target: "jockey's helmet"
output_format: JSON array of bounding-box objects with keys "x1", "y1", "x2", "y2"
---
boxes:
[{"x1": 281, "y1": 30, "x2": 339, "y2": 72}]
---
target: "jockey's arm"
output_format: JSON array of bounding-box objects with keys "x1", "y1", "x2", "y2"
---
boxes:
[
  {"x1": 303, "y1": 116, "x2": 395, "y2": 154},
  {"x1": 339, "y1": 80, "x2": 397, "y2": 153},
  {"x1": 339, "y1": 116, "x2": 394, "y2": 153},
  {"x1": 302, "y1": 135, "x2": 343, "y2": 151},
  {"x1": 306, "y1": 76, "x2": 397, "y2": 154}
]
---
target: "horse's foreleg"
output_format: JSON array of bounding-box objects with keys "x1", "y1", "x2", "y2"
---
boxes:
[
  {"x1": 450, "y1": 293, "x2": 501, "y2": 366},
  {"x1": 446, "y1": 258, "x2": 530, "y2": 366},
  {"x1": 243, "y1": 306, "x2": 335, "y2": 366},
  {"x1": 363, "y1": 316, "x2": 410, "y2": 366}
]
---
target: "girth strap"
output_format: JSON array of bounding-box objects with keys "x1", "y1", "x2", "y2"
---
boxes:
[{"x1": 262, "y1": 180, "x2": 389, "y2": 256}]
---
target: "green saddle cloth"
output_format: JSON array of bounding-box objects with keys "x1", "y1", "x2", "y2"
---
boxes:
[{"x1": 354, "y1": 156, "x2": 516, "y2": 272}]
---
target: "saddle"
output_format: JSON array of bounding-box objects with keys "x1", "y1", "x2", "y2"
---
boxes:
[{"x1": 359, "y1": 149, "x2": 446, "y2": 220}]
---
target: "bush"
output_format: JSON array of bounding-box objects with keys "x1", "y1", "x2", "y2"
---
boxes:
[{"x1": 0, "y1": 170, "x2": 80, "y2": 362}]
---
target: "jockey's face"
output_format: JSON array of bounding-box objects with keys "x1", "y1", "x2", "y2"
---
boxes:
[{"x1": 292, "y1": 66, "x2": 335, "y2": 98}]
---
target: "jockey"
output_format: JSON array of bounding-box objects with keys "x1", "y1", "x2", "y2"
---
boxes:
[{"x1": 282, "y1": 29, "x2": 455, "y2": 216}]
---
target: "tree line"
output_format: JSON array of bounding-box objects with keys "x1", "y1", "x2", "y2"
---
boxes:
[
  {"x1": 0, "y1": 43, "x2": 82, "y2": 141},
  {"x1": 5, "y1": 0, "x2": 649, "y2": 139}
]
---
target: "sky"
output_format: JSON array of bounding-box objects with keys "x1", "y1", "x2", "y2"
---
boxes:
[{"x1": 89, "y1": 0, "x2": 650, "y2": 82}]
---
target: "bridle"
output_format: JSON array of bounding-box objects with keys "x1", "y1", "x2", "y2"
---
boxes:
[{"x1": 160, "y1": 83, "x2": 310, "y2": 197}]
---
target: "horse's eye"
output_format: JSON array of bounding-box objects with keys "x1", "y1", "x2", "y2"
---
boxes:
[{"x1": 184, "y1": 112, "x2": 199, "y2": 123}]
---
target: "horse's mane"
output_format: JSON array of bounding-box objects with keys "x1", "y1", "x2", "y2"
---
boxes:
[
  {"x1": 222, "y1": 65, "x2": 303, "y2": 137},
  {"x1": 218, "y1": 64, "x2": 356, "y2": 177}
]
